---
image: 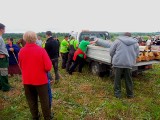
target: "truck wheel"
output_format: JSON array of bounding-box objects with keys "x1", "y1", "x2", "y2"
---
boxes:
[{"x1": 91, "y1": 62, "x2": 105, "y2": 77}]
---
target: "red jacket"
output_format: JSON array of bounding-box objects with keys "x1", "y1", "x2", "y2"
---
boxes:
[
  {"x1": 73, "y1": 48, "x2": 87, "y2": 61},
  {"x1": 19, "y1": 43, "x2": 52, "y2": 85}
]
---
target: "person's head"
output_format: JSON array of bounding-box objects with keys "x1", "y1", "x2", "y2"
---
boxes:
[
  {"x1": 0, "y1": 23, "x2": 5, "y2": 35},
  {"x1": 84, "y1": 36, "x2": 90, "y2": 41},
  {"x1": 124, "y1": 32, "x2": 131, "y2": 37},
  {"x1": 7, "y1": 38, "x2": 13, "y2": 45},
  {"x1": 46, "y1": 31, "x2": 52, "y2": 38},
  {"x1": 37, "y1": 36, "x2": 41, "y2": 40},
  {"x1": 53, "y1": 35, "x2": 58, "y2": 40},
  {"x1": 71, "y1": 36, "x2": 75, "y2": 40},
  {"x1": 23, "y1": 31, "x2": 37, "y2": 44},
  {"x1": 64, "y1": 35, "x2": 69, "y2": 41}
]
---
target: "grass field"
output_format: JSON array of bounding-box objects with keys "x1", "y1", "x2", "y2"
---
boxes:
[{"x1": 0, "y1": 63, "x2": 160, "y2": 120}]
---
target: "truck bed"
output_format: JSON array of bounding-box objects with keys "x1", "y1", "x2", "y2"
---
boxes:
[
  {"x1": 86, "y1": 45, "x2": 160, "y2": 66},
  {"x1": 87, "y1": 45, "x2": 111, "y2": 64}
]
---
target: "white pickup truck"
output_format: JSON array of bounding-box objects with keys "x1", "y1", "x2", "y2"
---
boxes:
[{"x1": 70, "y1": 31, "x2": 160, "y2": 77}]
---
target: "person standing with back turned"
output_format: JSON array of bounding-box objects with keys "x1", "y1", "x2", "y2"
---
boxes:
[
  {"x1": 45, "y1": 31, "x2": 60, "y2": 82},
  {"x1": 60, "y1": 35, "x2": 69, "y2": 69},
  {"x1": 19, "y1": 31, "x2": 52, "y2": 120},
  {"x1": 69, "y1": 37, "x2": 97, "y2": 75},
  {"x1": 0, "y1": 23, "x2": 10, "y2": 92},
  {"x1": 66, "y1": 36, "x2": 79, "y2": 72},
  {"x1": 110, "y1": 32, "x2": 139, "y2": 99}
]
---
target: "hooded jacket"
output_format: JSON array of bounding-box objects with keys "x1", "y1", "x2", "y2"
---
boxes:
[{"x1": 110, "y1": 36, "x2": 139, "y2": 69}]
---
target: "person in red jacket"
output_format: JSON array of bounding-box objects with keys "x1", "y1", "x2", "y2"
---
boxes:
[{"x1": 18, "y1": 31, "x2": 52, "y2": 120}]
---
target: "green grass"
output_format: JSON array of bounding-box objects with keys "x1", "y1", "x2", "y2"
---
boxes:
[{"x1": 0, "y1": 63, "x2": 160, "y2": 120}]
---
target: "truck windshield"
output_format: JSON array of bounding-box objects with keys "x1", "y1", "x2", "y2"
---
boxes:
[{"x1": 79, "y1": 32, "x2": 110, "y2": 42}]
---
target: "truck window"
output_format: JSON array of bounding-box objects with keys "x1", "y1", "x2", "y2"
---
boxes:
[
  {"x1": 79, "y1": 33, "x2": 90, "y2": 42},
  {"x1": 105, "y1": 32, "x2": 110, "y2": 39},
  {"x1": 96, "y1": 33, "x2": 106, "y2": 40},
  {"x1": 79, "y1": 32, "x2": 110, "y2": 42}
]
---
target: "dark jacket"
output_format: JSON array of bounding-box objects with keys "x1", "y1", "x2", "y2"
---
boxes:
[
  {"x1": 6, "y1": 44, "x2": 20, "y2": 65},
  {"x1": 153, "y1": 39, "x2": 160, "y2": 45},
  {"x1": 57, "y1": 39, "x2": 60, "y2": 57},
  {"x1": 45, "y1": 37, "x2": 59, "y2": 59}
]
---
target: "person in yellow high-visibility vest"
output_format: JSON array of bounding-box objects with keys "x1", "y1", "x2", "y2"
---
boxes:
[
  {"x1": 42, "y1": 40, "x2": 46, "y2": 48},
  {"x1": 60, "y1": 35, "x2": 69, "y2": 69}
]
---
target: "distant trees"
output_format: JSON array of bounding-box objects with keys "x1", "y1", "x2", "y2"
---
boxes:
[
  {"x1": 3, "y1": 33, "x2": 23, "y2": 40},
  {"x1": 109, "y1": 32, "x2": 160, "y2": 41},
  {"x1": 3, "y1": 32, "x2": 69, "y2": 42},
  {"x1": 3, "y1": 32, "x2": 159, "y2": 42},
  {"x1": 37, "y1": 32, "x2": 69, "y2": 38}
]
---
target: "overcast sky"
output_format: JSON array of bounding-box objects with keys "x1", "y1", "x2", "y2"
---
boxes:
[{"x1": 0, "y1": 0, "x2": 160, "y2": 33}]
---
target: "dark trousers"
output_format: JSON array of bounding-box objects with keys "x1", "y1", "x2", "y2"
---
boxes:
[
  {"x1": 51, "y1": 58, "x2": 59, "y2": 80},
  {"x1": 61, "y1": 53, "x2": 68, "y2": 69},
  {"x1": 0, "y1": 57, "x2": 10, "y2": 91},
  {"x1": 69, "y1": 56, "x2": 85, "y2": 73},
  {"x1": 114, "y1": 67, "x2": 133, "y2": 98},
  {"x1": 24, "y1": 84, "x2": 51, "y2": 120},
  {"x1": 66, "y1": 53, "x2": 74, "y2": 72}
]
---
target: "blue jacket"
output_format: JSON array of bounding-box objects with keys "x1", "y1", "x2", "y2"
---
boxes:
[
  {"x1": 6, "y1": 44, "x2": 20, "y2": 65},
  {"x1": 110, "y1": 36, "x2": 139, "y2": 69}
]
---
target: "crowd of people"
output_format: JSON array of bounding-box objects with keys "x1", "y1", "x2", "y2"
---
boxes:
[
  {"x1": 0, "y1": 22, "x2": 159, "y2": 119},
  {"x1": 0, "y1": 23, "x2": 98, "y2": 120},
  {"x1": 137, "y1": 35, "x2": 160, "y2": 46}
]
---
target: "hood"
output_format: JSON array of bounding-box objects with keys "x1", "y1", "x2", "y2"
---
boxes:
[{"x1": 118, "y1": 36, "x2": 138, "y2": 46}]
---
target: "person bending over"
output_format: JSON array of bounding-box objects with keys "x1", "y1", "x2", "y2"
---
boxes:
[{"x1": 69, "y1": 37, "x2": 97, "y2": 75}]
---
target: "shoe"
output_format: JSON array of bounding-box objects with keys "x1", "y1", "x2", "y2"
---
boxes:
[
  {"x1": 127, "y1": 95, "x2": 134, "y2": 99},
  {"x1": 2, "y1": 86, "x2": 14, "y2": 92},
  {"x1": 68, "y1": 71, "x2": 72, "y2": 75},
  {"x1": 62, "y1": 66, "x2": 66, "y2": 69},
  {"x1": 2, "y1": 89, "x2": 10, "y2": 92},
  {"x1": 115, "y1": 95, "x2": 121, "y2": 99}
]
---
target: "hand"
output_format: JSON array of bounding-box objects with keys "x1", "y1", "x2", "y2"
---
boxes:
[
  {"x1": 10, "y1": 48, "x2": 14, "y2": 52},
  {"x1": 94, "y1": 38, "x2": 98, "y2": 42}
]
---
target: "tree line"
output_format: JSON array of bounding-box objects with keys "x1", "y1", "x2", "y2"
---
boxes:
[
  {"x1": 3, "y1": 32, "x2": 160, "y2": 41},
  {"x1": 3, "y1": 32, "x2": 69, "y2": 41}
]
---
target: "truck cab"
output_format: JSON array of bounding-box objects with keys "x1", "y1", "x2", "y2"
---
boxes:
[{"x1": 70, "y1": 31, "x2": 110, "y2": 42}]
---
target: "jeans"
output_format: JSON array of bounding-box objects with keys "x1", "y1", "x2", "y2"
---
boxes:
[{"x1": 114, "y1": 67, "x2": 133, "y2": 98}]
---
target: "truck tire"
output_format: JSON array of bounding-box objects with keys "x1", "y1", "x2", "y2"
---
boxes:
[{"x1": 91, "y1": 62, "x2": 105, "y2": 77}]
